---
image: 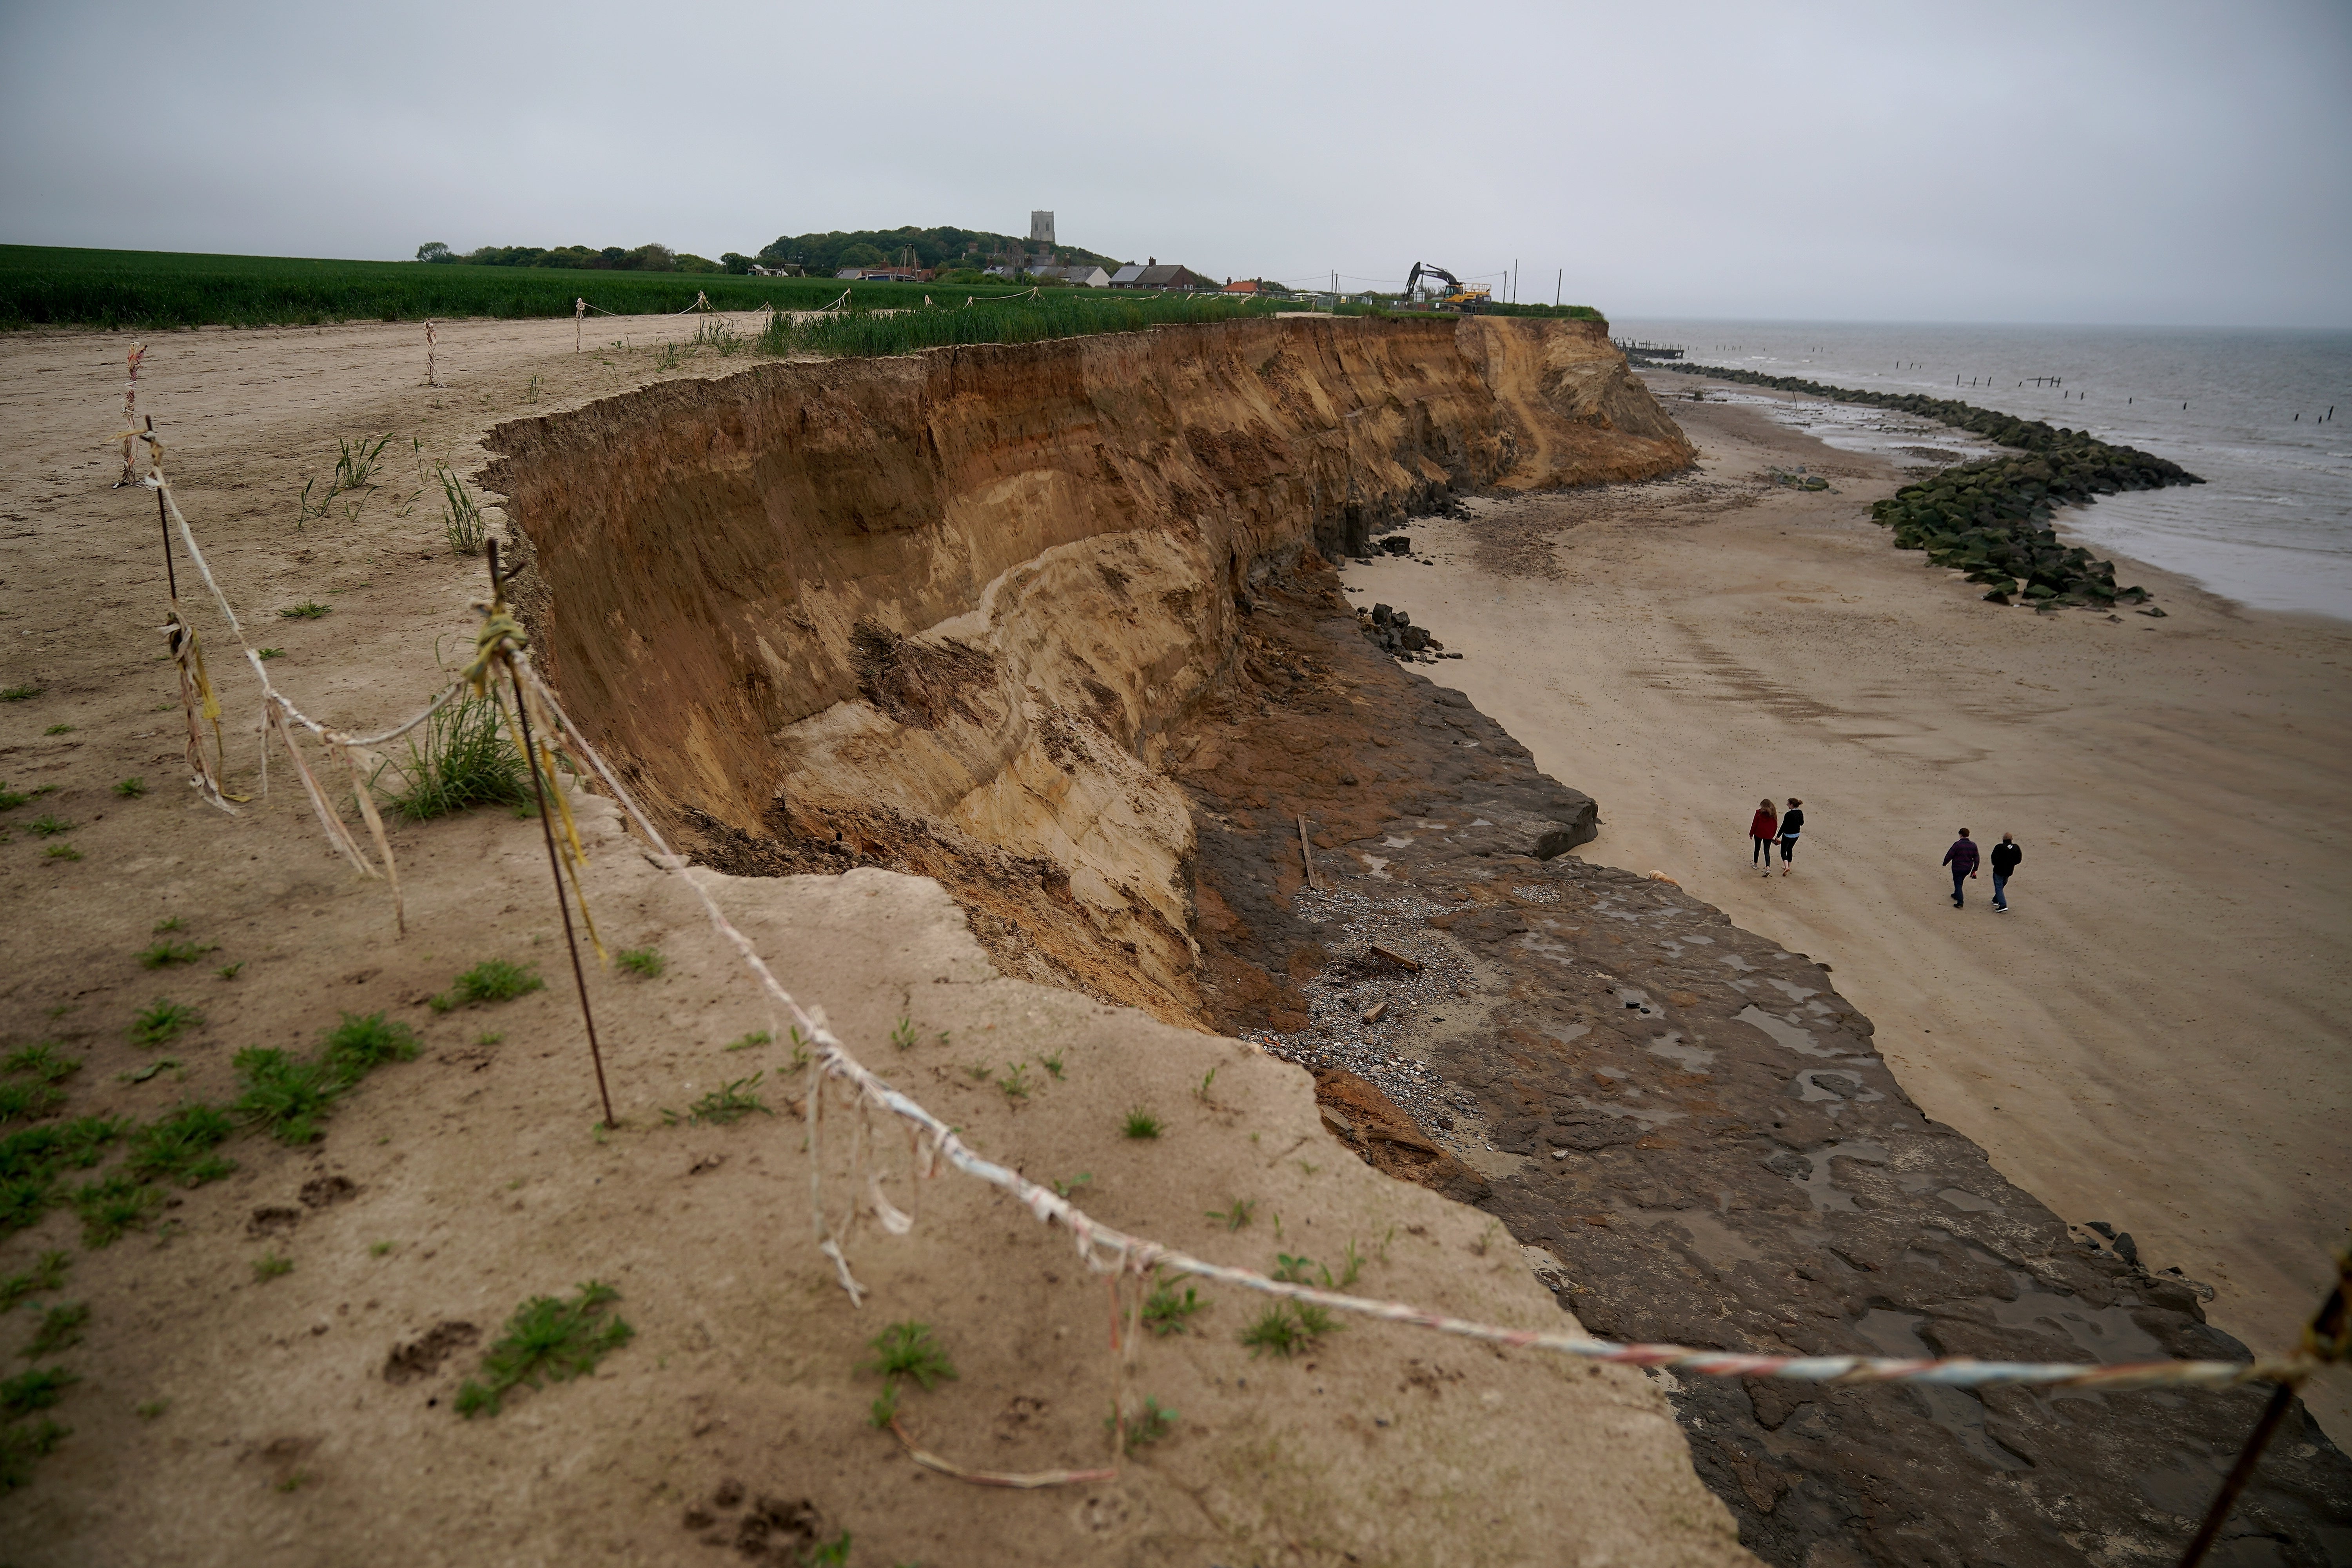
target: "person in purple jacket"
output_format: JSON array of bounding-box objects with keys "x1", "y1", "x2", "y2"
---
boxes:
[{"x1": 1942, "y1": 828, "x2": 1980, "y2": 908}]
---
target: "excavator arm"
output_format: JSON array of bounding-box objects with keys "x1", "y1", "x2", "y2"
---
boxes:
[{"x1": 1405, "y1": 260, "x2": 1465, "y2": 298}]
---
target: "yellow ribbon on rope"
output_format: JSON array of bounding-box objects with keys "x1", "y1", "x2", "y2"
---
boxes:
[
  {"x1": 470, "y1": 584, "x2": 606, "y2": 964},
  {"x1": 164, "y1": 605, "x2": 245, "y2": 805}
]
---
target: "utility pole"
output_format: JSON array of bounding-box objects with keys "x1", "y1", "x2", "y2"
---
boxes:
[
  {"x1": 1555, "y1": 268, "x2": 1561, "y2": 308},
  {"x1": 1512, "y1": 259, "x2": 1518, "y2": 305}
]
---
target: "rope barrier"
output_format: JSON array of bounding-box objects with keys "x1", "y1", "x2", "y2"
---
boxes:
[
  {"x1": 111, "y1": 382, "x2": 2345, "y2": 1511},
  {"x1": 511, "y1": 660, "x2": 2349, "y2": 1400}
]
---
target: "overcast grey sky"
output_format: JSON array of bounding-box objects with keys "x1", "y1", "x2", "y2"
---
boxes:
[{"x1": 5, "y1": 0, "x2": 2348, "y2": 326}]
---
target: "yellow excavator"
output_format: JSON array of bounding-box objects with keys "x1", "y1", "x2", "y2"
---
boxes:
[{"x1": 1403, "y1": 261, "x2": 1491, "y2": 313}]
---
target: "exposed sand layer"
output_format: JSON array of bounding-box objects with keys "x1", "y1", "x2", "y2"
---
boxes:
[
  {"x1": 477, "y1": 313, "x2": 1688, "y2": 1029},
  {"x1": 1347, "y1": 378, "x2": 2352, "y2": 1444},
  {"x1": 0, "y1": 318, "x2": 1743, "y2": 1564}
]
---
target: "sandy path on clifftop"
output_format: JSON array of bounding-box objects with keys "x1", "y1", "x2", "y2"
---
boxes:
[{"x1": 1350, "y1": 384, "x2": 2352, "y2": 1441}]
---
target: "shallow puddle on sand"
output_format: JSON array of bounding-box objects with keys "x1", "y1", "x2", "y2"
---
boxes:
[{"x1": 1737, "y1": 1003, "x2": 1845, "y2": 1059}]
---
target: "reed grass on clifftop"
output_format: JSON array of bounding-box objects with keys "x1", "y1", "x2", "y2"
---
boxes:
[
  {"x1": 758, "y1": 290, "x2": 1283, "y2": 358},
  {"x1": 1659, "y1": 362, "x2": 2201, "y2": 606}
]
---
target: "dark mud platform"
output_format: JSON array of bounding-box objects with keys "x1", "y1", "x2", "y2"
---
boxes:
[{"x1": 1170, "y1": 557, "x2": 2352, "y2": 1568}]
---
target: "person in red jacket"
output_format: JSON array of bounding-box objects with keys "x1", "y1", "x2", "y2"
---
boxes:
[
  {"x1": 1942, "y1": 828, "x2": 1980, "y2": 907},
  {"x1": 1749, "y1": 798, "x2": 1779, "y2": 873}
]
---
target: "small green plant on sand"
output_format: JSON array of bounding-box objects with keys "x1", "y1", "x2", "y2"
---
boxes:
[
  {"x1": 369, "y1": 1241, "x2": 395, "y2": 1258},
  {"x1": 0, "y1": 1252, "x2": 69, "y2": 1314},
  {"x1": 1122, "y1": 1107, "x2": 1162, "y2": 1140},
  {"x1": 136, "y1": 1399, "x2": 170, "y2": 1421},
  {"x1": 42, "y1": 845, "x2": 80, "y2": 862},
  {"x1": 321, "y1": 1012, "x2": 421, "y2": 1078},
  {"x1": 231, "y1": 1048, "x2": 343, "y2": 1145},
  {"x1": 70, "y1": 1172, "x2": 162, "y2": 1247},
  {"x1": 26, "y1": 815, "x2": 73, "y2": 839},
  {"x1": 153, "y1": 916, "x2": 186, "y2": 934},
  {"x1": 253, "y1": 1252, "x2": 294, "y2": 1282},
  {"x1": 1240, "y1": 1301, "x2": 1339, "y2": 1359},
  {"x1": 667, "y1": 1074, "x2": 770, "y2": 1126},
  {"x1": 615, "y1": 947, "x2": 664, "y2": 978},
  {"x1": 388, "y1": 696, "x2": 530, "y2": 822},
  {"x1": 0, "y1": 1082, "x2": 66, "y2": 1124},
  {"x1": 455, "y1": 1281, "x2": 632, "y2": 1417},
  {"x1": 998, "y1": 1063, "x2": 1032, "y2": 1102},
  {"x1": 2, "y1": 1366, "x2": 76, "y2": 1417},
  {"x1": 138, "y1": 939, "x2": 215, "y2": 970},
  {"x1": 1108, "y1": 1396, "x2": 1178, "y2": 1453},
  {"x1": 722, "y1": 1029, "x2": 772, "y2": 1053},
  {"x1": 217, "y1": 962, "x2": 242, "y2": 980},
  {"x1": 256, "y1": 648, "x2": 284, "y2": 661},
  {"x1": 1195, "y1": 1067, "x2": 1218, "y2": 1102},
  {"x1": 331, "y1": 433, "x2": 393, "y2": 495},
  {"x1": 1, "y1": 1413, "x2": 70, "y2": 1491},
  {"x1": 113, "y1": 777, "x2": 147, "y2": 798},
  {"x1": 125, "y1": 1103, "x2": 237, "y2": 1187},
  {"x1": 128, "y1": 999, "x2": 202, "y2": 1048},
  {"x1": 1036, "y1": 1050, "x2": 1064, "y2": 1081},
  {"x1": 21, "y1": 1301, "x2": 89, "y2": 1358},
  {"x1": 1142, "y1": 1275, "x2": 1206, "y2": 1337},
  {"x1": 1050, "y1": 1172, "x2": 1091, "y2": 1200},
  {"x1": 890, "y1": 1014, "x2": 919, "y2": 1050},
  {"x1": 3, "y1": 1044, "x2": 78, "y2": 1086},
  {"x1": 867, "y1": 1379, "x2": 900, "y2": 1430},
  {"x1": 430, "y1": 958, "x2": 543, "y2": 1012},
  {"x1": 438, "y1": 467, "x2": 487, "y2": 554},
  {"x1": 1205, "y1": 1197, "x2": 1255, "y2": 1232},
  {"x1": 0, "y1": 686, "x2": 41, "y2": 703},
  {"x1": 279, "y1": 602, "x2": 331, "y2": 620},
  {"x1": 42, "y1": 725, "x2": 72, "y2": 737},
  {"x1": 1272, "y1": 1252, "x2": 1316, "y2": 1285},
  {"x1": 860, "y1": 1320, "x2": 955, "y2": 1391}
]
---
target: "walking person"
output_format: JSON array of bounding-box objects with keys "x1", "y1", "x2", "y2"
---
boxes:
[
  {"x1": 1777, "y1": 798, "x2": 1804, "y2": 875},
  {"x1": 1749, "y1": 798, "x2": 1780, "y2": 874},
  {"x1": 1942, "y1": 828, "x2": 1980, "y2": 908},
  {"x1": 1990, "y1": 832, "x2": 2022, "y2": 911}
]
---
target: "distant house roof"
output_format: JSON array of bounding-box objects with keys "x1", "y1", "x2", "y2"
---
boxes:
[
  {"x1": 1112, "y1": 263, "x2": 1206, "y2": 290},
  {"x1": 1222, "y1": 279, "x2": 1261, "y2": 294},
  {"x1": 1031, "y1": 264, "x2": 1110, "y2": 287}
]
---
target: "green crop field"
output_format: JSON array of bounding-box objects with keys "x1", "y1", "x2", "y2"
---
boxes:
[{"x1": 0, "y1": 245, "x2": 962, "y2": 330}]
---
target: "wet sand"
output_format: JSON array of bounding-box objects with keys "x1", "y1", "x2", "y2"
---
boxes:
[{"x1": 1345, "y1": 380, "x2": 2352, "y2": 1439}]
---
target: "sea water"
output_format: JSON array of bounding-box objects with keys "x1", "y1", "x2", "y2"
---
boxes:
[{"x1": 1610, "y1": 320, "x2": 2352, "y2": 622}]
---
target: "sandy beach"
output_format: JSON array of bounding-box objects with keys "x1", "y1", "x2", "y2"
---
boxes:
[{"x1": 1345, "y1": 376, "x2": 2352, "y2": 1439}]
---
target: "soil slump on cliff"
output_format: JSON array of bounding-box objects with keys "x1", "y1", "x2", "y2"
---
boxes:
[{"x1": 484, "y1": 314, "x2": 1686, "y2": 1025}]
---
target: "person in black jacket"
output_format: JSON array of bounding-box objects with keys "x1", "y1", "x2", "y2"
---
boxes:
[
  {"x1": 1989, "y1": 832, "x2": 2022, "y2": 912},
  {"x1": 1777, "y1": 798, "x2": 1804, "y2": 875},
  {"x1": 1942, "y1": 829, "x2": 1979, "y2": 907}
]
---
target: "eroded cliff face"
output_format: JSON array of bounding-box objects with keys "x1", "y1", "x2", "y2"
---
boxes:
[{"x1": 482, "y1": 315, "x2": 1691, "y2": 1023}]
